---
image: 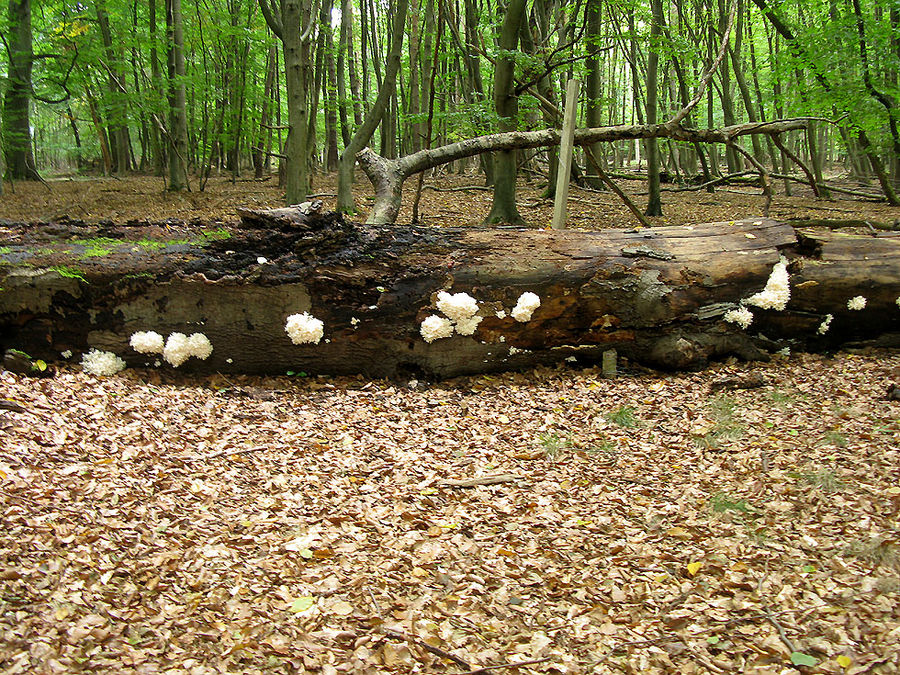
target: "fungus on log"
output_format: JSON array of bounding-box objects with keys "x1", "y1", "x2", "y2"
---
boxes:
[{"x1": 0, "y1": 208, "x2": 898, "y2": 378}]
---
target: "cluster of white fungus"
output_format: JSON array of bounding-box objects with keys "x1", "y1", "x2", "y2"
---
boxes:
[
  {"x1": 82, "y1": 349, "x2": 126, "y2": 376},
  {"x1": 436, "y1": 291, "x2": 479, "y2": 322},
  {"x1": 420, "y1": 291, "x2": 482, "y2": 342},
  {"x1": 817, "y1": 314, "x2": 834, "y2": 335},
  {"x1": 285, "y1": 312, "x2": 325, "y2": 345},
  {"x1": 420, "y1": 315, "x2": 454, "y2": 343},
  {"x1": 511, "y1": 292, "x2": 541, "y2": 322},
  {"x1": 744, "y1": 258, "x2": 790, "y2": 311},
  {"x1": 847, "y1": 296, "x2": 867, "y2": 311},
  {"x1": 724, "y1": 306, "x2": 754, "y2": 330},
  {"x1": 130, "y1": 330, "x2": 212, "y2": 367},
  {"x1": 162, "y1": 332, "x2": 213, "y2": 366},
  {"x1": 896, "y1": 296, "x2": 900, "y2": 308},
  {"x1": 130, "y1": 330, "x2": 165, "y2": 354}
]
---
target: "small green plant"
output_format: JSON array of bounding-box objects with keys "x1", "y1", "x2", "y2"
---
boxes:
[
  {"x1": 768, "y1": 389, "x2": 794, "y2": 405},
  {"x1": 710, "y1": 491, "x2": 758, "y2": 515},
  {"x1": 821, "y1": 430, "x2": 848, "y2": 447},
  {"x1": 536, "y1": 431, "x2": 573, "y2": 458},
  {"x1": 198, "y1": 228, "x2": 232, "y2": 241},
  {"x1": 845, "y1": 537, "x2": 899, "y2": 570},
  {"x1": 134, "y1": 238, "x2": 168, "y2": 251},
  {"x1": 586, "y1": 436, "x2": 617, "y2": 458},
  {"x1": 75, "y1": 237, "x2": 121, "y2": 258},
  {"x1": 791, "y1": 467, "x2": 845, "y2": 492},
  {"x1": 0, "y1": 246, "x2": 11, "y2": 255},
  {"x1": 49, "y1": 266, "x2": 87, "y2": 282},
  {"x1": 695, "y1": 395, "x2": 744, "y2": 448},
  {"x1": 604, "y1": 405, "x2": 638, "y2": 428}
]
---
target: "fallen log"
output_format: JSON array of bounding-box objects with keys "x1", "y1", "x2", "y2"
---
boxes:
[{"x1": 0, "y1": 209, "x2": 898, "y2": 378}]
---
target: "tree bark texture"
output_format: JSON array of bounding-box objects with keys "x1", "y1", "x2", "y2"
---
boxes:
[
  {"x1": 2, "y1": 0, "x2": 40, "y2": 180},
  {"x1": 1, "y1": 212, "x2": 898, "y2": 379}
]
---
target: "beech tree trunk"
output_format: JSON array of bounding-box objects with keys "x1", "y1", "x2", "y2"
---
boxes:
[{"x1": 1, "y1": 212, "x2": 898, "y2": 379}]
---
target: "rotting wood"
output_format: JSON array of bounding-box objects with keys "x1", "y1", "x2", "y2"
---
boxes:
[{"x1": 1, "y1": 209, "x2": 899, "y2": 378}]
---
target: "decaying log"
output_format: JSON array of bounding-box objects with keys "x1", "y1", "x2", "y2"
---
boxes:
[{"x1": 1, "y1": 209, "x2": 899, "y2": 378}]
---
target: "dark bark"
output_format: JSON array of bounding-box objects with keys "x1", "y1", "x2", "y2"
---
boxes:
[
  {"x1": 2, "y1": 214, "x2": 898, "y2": 379},
  {"x1": 643, "y1": 0, "x2": 663, "y2": 217}
]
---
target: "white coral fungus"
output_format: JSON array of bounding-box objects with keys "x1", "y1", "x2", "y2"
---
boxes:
[
  {"x1": 285, "y1": 312, "x2": 325, "y2": 345},
  {"x1": 454, "y1": 315, "x2": 483, "y2": 336},
  {"x1": 130, "y1": 330, "x2": 165, "y2": 354},
  {"x1": 744, "y1": 258, "x2": 790, "y2": 311},
  {"x1": 163, "y1": 332, "x2": 192, "y2": 367},
  {"x1": 817, "y1": 314, "x2": 833, "y2": 335},
  {"x1": 420, "y1": 315, "x2": 453, "y2": 343},
  {"x1": 186, "y1": 333, "x2": 213, "y2": 360},
  {"x1": 436, "y1": 291, "x2": 479, "y2": 322},
  {"x1": 82, "y1": 349, "x2": 126, "y2": 376},
  {"x1": 724, "y1": 306, "x2": 754, "y2": 329},
  {"x1": 896, "y1": 296, "x2": 900, "y2": 308},
  {"x1": 847, "y1": 296, "x2": 867, "y2": 311},
  {"x1": 511, "y1": 292, "x2": 541, "y2": 322}
]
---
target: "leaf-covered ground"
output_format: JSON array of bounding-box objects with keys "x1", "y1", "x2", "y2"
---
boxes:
[{"x1": 2, "y1": 352, "x2": 899, "y2": 674}]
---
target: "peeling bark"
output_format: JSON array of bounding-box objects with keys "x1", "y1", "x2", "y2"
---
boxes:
[{"x1": 1, "y1": 211, "x2": 898, "y2": 378}]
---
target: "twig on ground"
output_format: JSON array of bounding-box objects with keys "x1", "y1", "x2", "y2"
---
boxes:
[
  {"x1": 439, "y1": 474, "x2": 521, "y2": 488},
  {"x1": 382, "y1": 628, "x2": 471, "y2": 669},
  {"x1": 201, "y1": 445, "x2": 268, "y2": 460},
  {"x1": 452, "y1": 656, "x2": 553, "y2": 674}
]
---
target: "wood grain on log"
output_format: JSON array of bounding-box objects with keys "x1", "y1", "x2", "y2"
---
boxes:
[{"x1": 1, "y1": 210, "x2": 898, "y2": 377}]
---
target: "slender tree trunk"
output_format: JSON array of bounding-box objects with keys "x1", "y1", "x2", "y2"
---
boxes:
[
  {"x1": 584, "y1": 0, "x2": 605, "y2": 190},
  {"x1": 95, "y1": 0, "x2": 131, "y2": 174},
  {"x1": 2, "y1": 0, "x2": 40, "y2": 180},
  {"x1": 336, "y1": 0, "x2": 410, "y2": 213},
  {"x1": 166, "y1": 0, "x2": 190, "y2": 190},
  {"x1": 463, "y1": 0, "x2": 492, "y2": 185},
  {"x1": 484, "y1": 0, "x2": 528, "y2": 225},
  {"x1": 644, "y1": 0, "x2": 663, "y2": 217},
  {"x1": 323, "y1": 3, "x2": 340, "y2": 171}
]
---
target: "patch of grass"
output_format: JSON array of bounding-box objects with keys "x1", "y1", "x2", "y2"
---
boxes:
[
  {"x1": 820, "y1": 430, "x2": 848, "y2": 447},
  {"x1": 586, "y1": 436, "x2": 617, "y2": 458},
  {"x1": 0, "y1": 246, "x2": 11, "y2": 255},
  {"x1": 768, "y1": 389, "x2": 794, "y2": 405},
  {"x1": 48, "y1": 266, "x2": 88, "y2": 283},
  {"x1": 791, "y1": 467, "x2": 845, "y2": 492},
  {"x1": 695, "y1": 394, "x2": 744, "y2": 448},
  {"x1": 198, "y1": 228, "x2": 231, "y2": 242},
  {"x1": 710, "y1": 491, "x2": 759, "y2": 515},
  {"x1": 845, "y1": 537, "x2": 900, "y2": 570},
  {"x1": 536, "y1": 431, "x2": 573, "y2": 459},
  {"x1": 122, "y1": 272, "x2": 155, "y2": 280},
  {"x1": 134, "y1": 238, "x2": 168, "y2": 251},
  {"x1": 74, "y1": 237, "x2": 122, "y2": 258},
  {"x1": 604, "y1": 405, "x2": 638, "y2": 428}
]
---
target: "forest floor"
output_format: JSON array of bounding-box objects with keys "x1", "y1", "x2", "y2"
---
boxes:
[
  {"x1": 0, "y1": 169, "x2": 896, "y2": 229},
  {"x1": 1, "y1": 172, "x2": 899, "y2": 674},
  {"x1": 1, "y1": 353, "x2": 899, "y2": 674}
]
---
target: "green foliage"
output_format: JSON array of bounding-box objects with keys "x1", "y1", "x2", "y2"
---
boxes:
[
  {"x1": 710, "y1": 492, "x2": 758, "y2": 515},
  {"x1": 604, "y1": 405, "x2": 638, "y2": 428},
  {"x1": 48, "y1": 266, "x2": 87, "y2": 282},
  {"x1": 536, "y1": 431, "x2": 574, "y2": 458},
  {"x1": 198, "y1": 229, "x2": 232, "y2": 242},
  {"x1": 74, "y1": 237, "x2": 121, "y2": 258},
  {"x1": 695, "y1": 395, "x2": 744, "y2": 448}
]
